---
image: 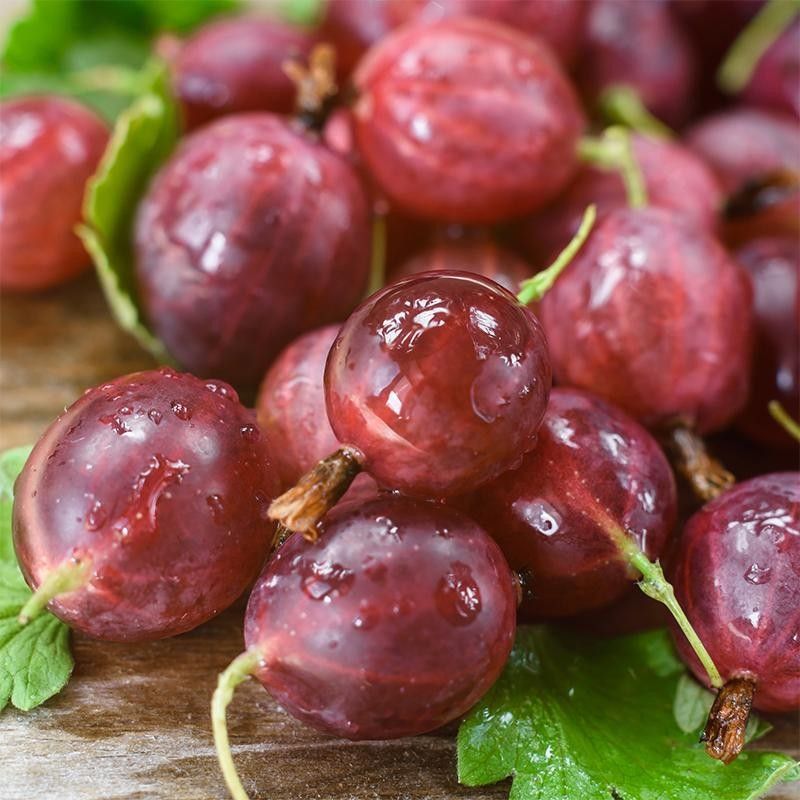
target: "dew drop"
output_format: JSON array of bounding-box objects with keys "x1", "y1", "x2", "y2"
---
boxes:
[
  {"x1": 352, "y1": 600, "x2": 380, "y2": 630},
  {"x1": 206, "y1": 494, "x2": 225, "y2": 523},
  {"x1": 436, "y1": 562, "x2": 482, "y2": 625},
  {"x1": 170, "y1": 401, "x2": 192, "y2": 421},
  {"x1": 148, "y1": 409, "x2": 163, "y2": 425},
  {"x1": 205, "y1": 381, "x2": 238, "y2": 403},
  {"x1": 99, "y1": 413, "x2": 130, "y2": 435},
  {"x1": 744, "y1": 562, "x2": 772, "y2": 585},
  {"x1": 85, "y1": 499, "x2": 107, "y2": 531},
  {"x1": 240, "y1": 424, "x2": 259, "y2": 442},
  {"x1": 300, "y1": 559, "x2": 354, "y2": 601}
]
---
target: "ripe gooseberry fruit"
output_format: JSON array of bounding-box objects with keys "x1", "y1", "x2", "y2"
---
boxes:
[
  {"x1": 577, "y1": 0, "x2": 696, "y2": 127},
  {"x1": 515, "y1": 130, "x2": 723, "y2": 265},
  {"x1": 0, "y1": 96, "x2": 108, "y2": 292},
  {"x1": 735, "y1": 237, "x2": 799, "y2": 449},
  {"x1": 12, "y1": 368, "x2": 279, "y2": 641},
  {"x1": 135, "y1": 47, "x2": 371, "y2": 388},
  {"x1": 213, "y1": 496, "x2": 517, "y2": 800},
  {"x1": 468, "y1": 386, "x2": 723, "y2": 690},
  {"x1": 352, "y1": 17, "x2": 585, "y2": 223},
  {"x1": 540, "y1": 196, "x2": 753, "y2": 501},
  {"x1": 169, "y1": 16, "x2": 315, "y2": 130},
  {"x1": 670, "y1": 472, "x2": 800, "y2": 764}
]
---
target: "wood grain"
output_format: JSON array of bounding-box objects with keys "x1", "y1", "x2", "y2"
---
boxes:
[{"x1": 1, "y1": 276, "x2": 798, "y2": 800}]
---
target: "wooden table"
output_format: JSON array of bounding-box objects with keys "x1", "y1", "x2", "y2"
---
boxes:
[{"x1": 1, "y1": 276, "x2": 798, "y2": 800}]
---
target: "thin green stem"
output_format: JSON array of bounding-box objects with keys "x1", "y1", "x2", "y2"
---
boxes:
[
  {"x1": 718, "y1": 0, "x2": 800, "y2": 92},
  {"x1": 768, "y1": 400, "x2": 800, "y2": 442},
  {"x1": 599, "y1": 85, "x2": 674, "y2": 140},
  {"x1": 18, "y1": 558, "x2": 90, "y2": 625},
  {"x1": 517, "y1": 204, "x2": 597, "y2": 305},
  {"x1": 70, "y1": 65, "x2": 144, "y2": 95},
  {"x1": 577, "y1": 127, "x2": 648, "y2": 209},
  {"x1": 367, "y1": 214, "x2": 387, "y2": 296},
  {"x1": 212, "y1": 649, "x2": 261, "y2": 800}
]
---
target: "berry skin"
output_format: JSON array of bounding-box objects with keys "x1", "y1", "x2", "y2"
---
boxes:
[
  {"x1": 470, "y1": 388, "x2": 677, "y2": 619},
  {"x1": 352, "y1": 17, "x2": 585, "y2": 223},
  {"x1": 540, "y1": 206, "x2": 753, "y2": 435},
  {"x1": 734, "y1": 237, "x2": 799, "y2": 448},
  {"x1": 246, "y1": 496, "x2": 517, "y2": 739},
  {"x1": 134, "y1": 113, "x2": 371, "y2": 388},
  {"x1": 326, "y1": 271, "x2": 552, "y2": 497},
  {"x1": 515, "y1": 133, "x2": 723, "y2": 265},
  {"x1": 0, "y1": 96, "x2": 108, "y2": 292},
  {"x1": 12, "y1": 369, "x2": 279, "y2": 641},
  {"x1": 171, "y1": 16, "x2": 315, "y2": 130},
  {"x1": 742, "y1": 21, "x2": 800, "y2": 118}
]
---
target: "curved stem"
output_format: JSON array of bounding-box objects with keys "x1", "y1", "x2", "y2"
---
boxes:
[
  {"x1": 517, "y1": 204, "x2": 597, "y2": 305},
  {"x1": 627, "y1": 549, "x2": 724, "y2": 689},
  {"x1": 212, "y1": 650, "x2": 261, "y2": 800},
  {"x1": 268, "y1": 446, "x2": 364, "y2": 539},
  {"x1": 577, "y1": 127, "x2": 648, "y2": 209},
  {"x1": 663, "y1": 426, "x2": 735, "y2": 502},
  {"x1": 284, "y1": 43, "x2": 338, "y2": 128},
  {"x1": 599, "y1": 85, "x2": 674, "y2": 140},
  {"x1": 768, "y1": 400, "x2": 800, "y2": 442},
  {"x1": 367, "y1": 214, "x2": 387, "y2": 296},
  {"x1": 718, "y1": 0, "x2": 800, "y2": 93},
  {"x1": 18, "y1": 557, "x2": 90, "y2": 625},
  {"x1": 702, "y1": 677, "x2": 756, "y2": 763}
]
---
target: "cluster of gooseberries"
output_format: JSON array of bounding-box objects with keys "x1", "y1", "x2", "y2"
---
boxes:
[{"x1": 2, "y1": 1, "x2": 798, "y2": 799}]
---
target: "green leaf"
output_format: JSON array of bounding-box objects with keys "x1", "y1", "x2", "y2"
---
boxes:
[
  {"x1": 458, "y1": 627, "x2": 799, "y2": 800},
  {"x1": 673, "y1": 673, "x2": 714, "y2": 734},
  {"x1": 0, "y1": 448, "x2": 74, "y2": 713},
  {"x1": 279, "y1": 0, "x2": 325, "y2": 27},
  {"x1": 78, "y1": 60, "x2": 179, "y2": 364}
]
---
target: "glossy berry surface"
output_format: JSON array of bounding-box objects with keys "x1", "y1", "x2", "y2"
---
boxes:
[
  {"x1": 735, "y1": 237, "x2": 799, "y2": 448},
  {"x1": 171, "y1": 16, "x2": 315, "y2": 130},
  {"x1": 577, "y1": 0, "x2": 695, "y2": 126},
  {"x1": 326, "y1": 271, "x2": 551, "y2": 497},
  {"x1": 516, "y1": 133, "x2": 723, "y2": 265},
  {"x1": 392, "y1": 240, "x2": 532, "y2": 294},
  {"x1": 671, "y1": 473, "x2": 800, "y2": 712},
  {"x1": 12, "y1": 369, "x2": 279, "y2": 641},
  {"x1": 470, "y1": 388, "x2": 677, "y2": 619},
  {"x1": 742, "y1": 21, "x2": 800, "y2": 118},
  {"x1": 245, "y1": 496, "x2": 517, "y2": 739},
  {"x1": 135, "y1": 114, "x2": 371, "y2": 388},
  {"x1": 0, "y1": 96, "x2": 108, "y2": 292},
  {"x1": 540, "y1": 207, "x2": 753, "y2": 435},
  {"x1": 352, "y1": 17, "x2": 585, "y2": 223}
]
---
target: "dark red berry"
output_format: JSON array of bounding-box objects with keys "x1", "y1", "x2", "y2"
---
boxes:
[
  {"x1": 578, "y1": 0, "x2": 696, "y2": 126},
  {"x1": 470, "y1": 387, "x2": 677, "y2": 619},
  {"x1": 515, "y1": 133, "x2": 723, "y2": 265},
  {"x1": 12, "y1": 369, "x2": 279, "y2": 641},
  {"x1": 326, "y1": 271, "x2": 551, "y2": 497},
  {"x1": 734, "y1": 237, "x2": 799, "y2": 448},
  {"x1": 671, "y1": 473, "x2": 800, "y2": 762},
  {"x1": 134, "y1": 113, "x2": 371, "y2": 387},
  {"x1": 171, "y1": 16, "x2": 316, "y2": 130},
  {"x1": 540, "y1": 206, "x2": 753, "y2": 436},
  {"x1": 352, "y1": 17, "x2": 585, "y2": 223},
  {"x1": 0, "y1": 96, "x2": 108, "y2": 292},
  {"x1": 742, "y1": 20, "x2": 800, "y2": 118}
]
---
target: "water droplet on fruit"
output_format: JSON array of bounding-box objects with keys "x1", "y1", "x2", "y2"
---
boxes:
[
  {"x1": 240, "y1": 424, "x2": 259, "y2": 442},
  {"x1": 205, "y1": 381, "x2": 238, "y2": 402},
  {"x1": 744, "y1": 562, "x2": 772, "y2": 585},
  {"x1": 410, "y1": 114, "x2": 432, "y2": 142},
  {"x1": 99, "y1": 412, "x2": 131, "y2": 435},
  {"x1": 85, "y1": 499, "x2": 106, "y2": 531},
  {"x1": 352, "y1": 600, "x2": 380, "y2": 630},
  {"x1": 170, "y1": 401, "x2": 192, "y2": 421},
  {"x1": 159, "y1": 367, "x2": 178, "y2": 378},
  {"x1": 300, "y1": 559, "x2": 354, "y2": 601},
  {"x1": 512, "y1": 498, "x2": 562, "y2": 537},
  {"x1": 436, "y1": 562, "x2": 481, "y2": 625},
  {"x1": 148, "y1": 409, "x2": 162, "y2": 425},
  {"x1": 206, "y1": 494, "x2": 225, "y2": 523}
]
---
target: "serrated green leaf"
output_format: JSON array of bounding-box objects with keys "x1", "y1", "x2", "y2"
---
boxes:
[
  {"x1": 79, "y1": 60, "x2": 179, "y2": 364},
  {"x1": 674, "y1": 673, "x2": 715, "y2": 734},
  {"x1": 458, "y1": 627, "x2": 799, "y2": 800},
  {"x1": 0, "y1": 446, "x2": 32, "y2": 564}
]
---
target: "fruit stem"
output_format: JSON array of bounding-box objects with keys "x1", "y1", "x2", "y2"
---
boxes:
[
  {"x1": 577, "y1": 127, "x2": 648, "y2": 209},
  {"x1": 517, "y1": 204, "x2": 597, "y2": 305},
  {"x1": 367, "y1": 213, "x2": 387, "y2": 296},
  {"x1": 663, "y1": 426, "x2": 735, "y2": 502},
  {"x1": 17, "y1": 557, "x2": 90, "y2": 625},
  {"x1": 718, "y1": 0, "x2": 800, "y2": 93},
  {"x1": 599, "y1": 85, "x2": 674, "y2": 140},
  {"x1": 212, "y1": 649, "x2": 261, "y2": 800},
  {"x1": 284, "y1": 43, "x2": 338, "y2": 129},
  {"x1": 71, "y1": 65, "x2": 145, "y2": 95},
  {"x1": 268, "y1": 446, "x2": 364, "y2": 539},
  {"x1": 626, "y1": 548, "x2": 724, "y2": 689},
  {"x1": 768, "y1": 400, "x2": 800, "y2": 442},
  {"x1": 701, "y1": 677, "x2": 756, "y2": 764}
]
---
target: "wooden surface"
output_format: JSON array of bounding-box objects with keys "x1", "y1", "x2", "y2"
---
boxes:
[{"x1": 1, "y1": 275, "x2": 798, "y2": 800}]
